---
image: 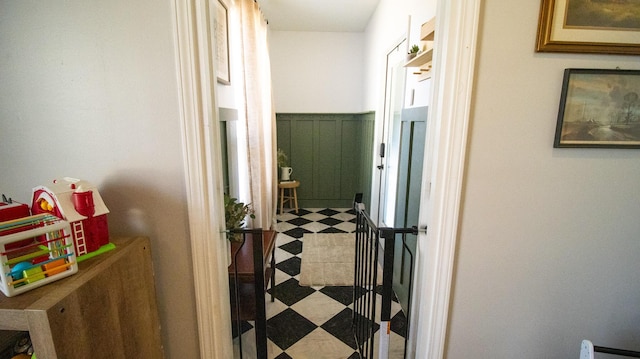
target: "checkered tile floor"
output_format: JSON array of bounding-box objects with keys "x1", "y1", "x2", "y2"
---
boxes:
[{"x1": 232, "y1": 208, "x2": 407, "y2": 359}]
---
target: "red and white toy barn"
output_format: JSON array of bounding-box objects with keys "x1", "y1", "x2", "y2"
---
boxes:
[{"x1": 31, "y1": 178, "x2": 110, "y2": 257}]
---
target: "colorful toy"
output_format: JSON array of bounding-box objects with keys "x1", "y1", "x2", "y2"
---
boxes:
[
  {"x1": 0, "y1": 178, "x2": 112, "y2": 296},
  {"x1": 31, "y1": 178, "x2": 109, "y2": 257},
  {"x1": 0, "y1": 197, "x2": 32, "y2": 250},
  {"x1": 0, "y1": 195, "x2": 30, "y2": 222},
  {"x1": 0, "y1": 214, "x2": 78, "y2": 297}
]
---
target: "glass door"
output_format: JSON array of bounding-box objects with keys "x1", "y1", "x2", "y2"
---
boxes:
[{"x1": 376, "y1": 39, "x2": 407, "y2": 227}]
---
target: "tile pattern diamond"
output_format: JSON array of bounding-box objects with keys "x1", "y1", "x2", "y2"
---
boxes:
[
  {"x1": 233, "y1": 208, "x2": 408, "y2": 359},
  {"x1": 278, "y1": 240, "x2": 303, "y2": 255},
  {"x1": 267, "y1": 309, "x2": 317, "y2": 350},
  {"x1": 281, "y1": 227, "x2": 313, "y2": 239},
  {"x1": 275, "y1": 257, "x2": 302, "y2": 277}
]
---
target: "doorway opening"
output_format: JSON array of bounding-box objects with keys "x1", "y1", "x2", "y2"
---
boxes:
[
  {"x1": 376, "y1": 38, "x2": 408, "y2": 227},
  {"x1": 176, "y1": 0, "x2": 482, "y2": 358}
]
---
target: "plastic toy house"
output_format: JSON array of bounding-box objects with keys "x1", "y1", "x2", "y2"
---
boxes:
[
  {"x1": 0, "y1": 214, "x2": 78, "y2": 297},
  {"x1": 31, "y1": 178, "x2": 110, "y2": 257}
]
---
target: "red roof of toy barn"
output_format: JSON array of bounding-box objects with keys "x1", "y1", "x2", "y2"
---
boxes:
[{"x1": 32, "y1": 177, "x2": 109, "y2": 222}]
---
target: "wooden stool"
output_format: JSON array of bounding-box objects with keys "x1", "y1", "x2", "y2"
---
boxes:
[{"x1": 278, "y1": 180, "x2": 300, "y2": 214}]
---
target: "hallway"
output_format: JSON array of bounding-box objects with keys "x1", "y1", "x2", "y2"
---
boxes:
[{"x1": 233, "y1": 208, "x2": 407, "y2": 358}]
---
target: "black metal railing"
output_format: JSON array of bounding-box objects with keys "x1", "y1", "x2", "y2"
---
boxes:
[
  {"x1": 594, "y1": 347, "x2": 640, "y2": 358},
  {"x1": 229, "y1": 228, "x2": 275, "y2": 359},
  {"x1": 353, "y1": 201, "x2": 380, "y2": 358},
  {"x1": 582, "y1": 339, "x2": 640, "y2": 358},
  {"x1": 353, "y1": 196, "x2": 421, "y2": 359}
]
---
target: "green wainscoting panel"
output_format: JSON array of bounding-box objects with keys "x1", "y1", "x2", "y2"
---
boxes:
[
  {"x1": 277, "y1": 113, "x2": 375, "y2": 209},
  {"x1": 292, "y1": 119, "x2": 314, "y2": 201},
  {"x1": 316, "y1": 118, "x2": 340, "y2": 199},
  {"x1": 276, "y1": 120, "x2": 291, "y2": 164},
  {"x1": 340, "y1": 119, "x2": 360, "y2": 200},
  {"x1": 220, "y1": 121, "x2": 229, "y2": 193}
]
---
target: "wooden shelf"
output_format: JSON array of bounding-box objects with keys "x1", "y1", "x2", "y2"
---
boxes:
[
  {"x1": 415, "y1": 70, "x2": 432, "y2": 82},
  {"x1": 405, "y1": 48, "x2": 433, "y2": 68},
  {"x1": 405, "y1": 17, "x2": 435, "y2": 80},
  {"x1": 421, "y1": 17, "x2": 435, "y2": 41},
  {"x1": 0, "y1": 237, "x2": 164, "y2": 358}
]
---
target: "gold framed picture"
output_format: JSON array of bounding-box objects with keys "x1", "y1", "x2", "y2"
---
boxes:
[{"x1": 536, "y1": 0, "x2": 640, "y2": 55}]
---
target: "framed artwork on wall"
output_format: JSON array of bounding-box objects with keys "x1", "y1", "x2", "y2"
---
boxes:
[
  {"x1": 214, "y1": 0, "x2": 230, "y2": 84},
  {"x1": 554, "y1": 68, "x2": 640, "y2": 148},
  {"x1": 536, "y1": 0, "x2": 640, "y2": 55}
]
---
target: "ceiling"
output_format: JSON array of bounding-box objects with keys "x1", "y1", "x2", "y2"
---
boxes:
[{"x1": 258, "y1": 0, "x2": 381, "y2": 32}]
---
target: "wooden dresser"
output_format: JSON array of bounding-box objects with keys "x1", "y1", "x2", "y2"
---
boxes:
[{"x1": 0, "y1": 236, "x2": 164, "y2": 359}]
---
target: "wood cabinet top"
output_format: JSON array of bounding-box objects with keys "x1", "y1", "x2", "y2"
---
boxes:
[{"x1": 0, "y1": 236, "x2": 150, "y2": 330}]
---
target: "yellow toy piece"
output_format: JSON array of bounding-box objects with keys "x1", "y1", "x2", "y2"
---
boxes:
[{"x1": 38, "y1": 199, "x2": 53, "y2": 212}]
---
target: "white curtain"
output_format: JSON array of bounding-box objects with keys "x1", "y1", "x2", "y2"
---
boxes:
[{"x1": 236, "y1": 0, "x2": 277, "y2": 229}]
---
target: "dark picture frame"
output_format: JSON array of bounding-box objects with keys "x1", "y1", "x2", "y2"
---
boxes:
[
  {"x1": 214, "y1": 0, "x2": 230, "y2": 84},
  {"x1": 554, "y1": 68, "x2": 640, "y2": 148},
  {"x1": 536, "y1": 0, "x2": 640, "y2": 55}
]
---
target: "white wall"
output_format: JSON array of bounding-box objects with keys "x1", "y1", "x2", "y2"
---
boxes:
[
  {"x1": 363, "y1": 0, "x2": 434, "y2": 111},
  {"x1": 446, "y1": 0, "x2": 640, "y2": 357},
  {"x1": 269, "y1": 31, "x2": 364, "y2": 113},
  {"x1": 363, "y1": 0, "x2": 435, "y2": 223},
  {"x1": 0, "y1": 1, "x2": 200, "y2": 358}
]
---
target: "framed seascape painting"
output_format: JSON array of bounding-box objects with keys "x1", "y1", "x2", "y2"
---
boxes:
[
  {"x1": 536, "y1": 0, "x2": 640, "y2": 55},
  {"x1": 554, "y1": 69, "x2": 640, "y2": 148}
]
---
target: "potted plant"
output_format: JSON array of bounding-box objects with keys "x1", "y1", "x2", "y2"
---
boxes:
[
  {"x1": 224, "y1": 193, "x2": 255, "y2": 242},
  {"x1": 277, "y1": 148, "x2": 293, "y2": 181},
  {"x1": 277, "y1": 148, "x2": 288, "y2": 168},
  {"x1": 407, "y1": 44, "x2": 420, "y2": 60}
]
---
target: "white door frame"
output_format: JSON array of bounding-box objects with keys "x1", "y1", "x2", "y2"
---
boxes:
[
  {"x1": 173, "y1": 0, "x2": 234, "y2": 358},
  {"x1": 173, "y1": 0, "x2": 481, "y2": 357},
  {"x1": 414, "y1": 0, "x2": 481, "y2": 358}
]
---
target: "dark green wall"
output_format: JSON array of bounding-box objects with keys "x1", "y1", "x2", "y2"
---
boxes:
[
  {"x1": 220, "y1": 120, "x2": 229, "y2": 193},
  {"x1": 277, "y1": 113, "x2": 375, "y2": 209}
]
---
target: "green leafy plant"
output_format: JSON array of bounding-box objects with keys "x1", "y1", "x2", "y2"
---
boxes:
[
  {"x1": 224, "y1": 193, "x2": 255, "y2": 241},
  {"x1": 277, "y1": 148, "x2": 288, "y2": 167},
  {"x1": 409, "y1": 44, "x2": 420, "y2": 55}
]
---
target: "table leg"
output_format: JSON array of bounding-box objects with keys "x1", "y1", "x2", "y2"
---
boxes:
[
  {"x1": 253, "y1": 233, "x2": 267, "y2": 359},
  {"x1": 270, "y1": 246, "x2": 275, "y2": 302},
  {"x1": 279, "y1": 187, "x2": 284, "y2": 214}
]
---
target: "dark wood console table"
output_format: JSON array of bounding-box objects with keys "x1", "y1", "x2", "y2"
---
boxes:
[{"x1": 228, "y1": 229, "x2": 276, "y2": 359}]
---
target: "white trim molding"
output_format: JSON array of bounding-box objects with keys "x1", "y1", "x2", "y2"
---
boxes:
[
  {"x1": 415, "y1": 0, "x2": 481, "y2": 358},
  {"x1": 173, "y1": 0, "x2": 233, "y2": 358}
]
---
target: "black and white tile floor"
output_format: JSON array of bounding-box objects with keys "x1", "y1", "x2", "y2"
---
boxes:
[{"x1": 232, "y1": 208, "x2": 407, "y2": 359}]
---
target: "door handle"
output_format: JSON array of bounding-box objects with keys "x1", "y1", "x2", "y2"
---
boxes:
[{"x1": 411, "y1": 225, "x2": 428, "y2": 234}]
